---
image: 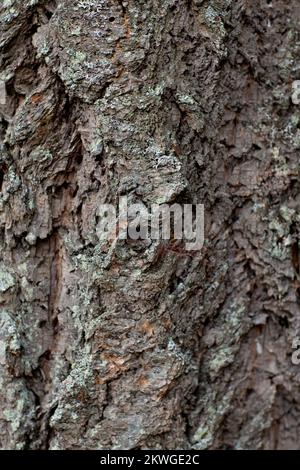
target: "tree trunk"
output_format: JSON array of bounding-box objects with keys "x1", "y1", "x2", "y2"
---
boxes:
[{"x1": 1, "y1": 0, "x2": 300, "y2": 450}]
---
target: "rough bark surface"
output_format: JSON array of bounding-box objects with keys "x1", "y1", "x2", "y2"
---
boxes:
[{"x1": 1, "y1": 0, "x2": 300, "y2": 450}]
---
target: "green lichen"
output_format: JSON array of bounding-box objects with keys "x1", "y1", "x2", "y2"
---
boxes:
[
  {"x1": 193, "y1": 392, "x2": 234, "y2": 450},
  {"x1": 176, "y1": 94, "x2": 196, "y2": 106},
  {"x1": 279, "y1": 205, "x2": 295, "y2": 223}
]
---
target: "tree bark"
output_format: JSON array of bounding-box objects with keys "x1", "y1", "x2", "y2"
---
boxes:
[{"x1": 1, "y1": 0, "x2": 300, "y2": 450}]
